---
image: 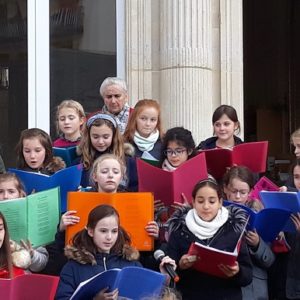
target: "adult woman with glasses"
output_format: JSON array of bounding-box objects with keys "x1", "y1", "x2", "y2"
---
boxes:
[{"x1": 159, "y1": 127, "x2": 197, "y2": 171}]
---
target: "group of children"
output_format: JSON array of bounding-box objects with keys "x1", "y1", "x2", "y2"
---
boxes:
[{"x1": 0, "y1": 83, "x2": 299, "y2": 300}]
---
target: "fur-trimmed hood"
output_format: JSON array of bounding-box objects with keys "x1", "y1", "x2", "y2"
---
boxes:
[
  {"x1": 166, "y1": 204, "x2": 249, "y2": 238},
  {"x1": 124, "y1": 142, "x2": 135, "y2": 157},
  {"x1": 64, "y1": 244, "x2": 140, "y2": 266}
]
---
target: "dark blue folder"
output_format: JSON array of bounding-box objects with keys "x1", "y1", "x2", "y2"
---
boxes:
[
  {"x1": 70, "y1": 266, "x2": 166, "y2": 300},
  {"x1": 8, "y1": 164, "x2": 82, "y2": 212},
  {"x1": 260, "y1": 191, "x2": 300, "y2": 232},
  {"x1": 223, "y1": 200, "x2": 291, "y2": 242}
]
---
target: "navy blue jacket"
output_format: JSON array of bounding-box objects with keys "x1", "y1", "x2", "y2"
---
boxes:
[
  {"x1": 55, "y1": 252, "x2": 142, "y2": 300},
  {"x1": 132, "y1": 140, "x2": 162, "y2": 161},
  {"x1": 197, "y1": 135, "x2": 243, "y2": 150}
]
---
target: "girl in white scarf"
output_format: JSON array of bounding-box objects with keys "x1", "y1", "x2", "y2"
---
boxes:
[{"x1": 123, "y1": 99, "x2": 163, "y2": 161}]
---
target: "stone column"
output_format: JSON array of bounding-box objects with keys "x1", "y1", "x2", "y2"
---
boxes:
[
  {"x1": 159, "y1": 0, "x2": 213, "y2": 143},
  {"x1": 220, "y1": 0, "x2": 244, "y2": 138},
  {"x1": 125, "y1": 0, "x2": 160, "y2": 103},
  {"x1": 125, "y1": 0, "x2": 244, "y2": 142}
]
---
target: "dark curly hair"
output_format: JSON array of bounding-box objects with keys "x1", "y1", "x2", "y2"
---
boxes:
[{"x1": 159, "y1": 127, "x2": 197, "y2": 167}]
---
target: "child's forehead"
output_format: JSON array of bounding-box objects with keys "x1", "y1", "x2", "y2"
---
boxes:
[
  {"x1": 99, "y1": 158, "x2": 120, "y2": 166},
  {"x1": 0, "y1": 178, "x2": 18, "y2": 187},
  {"x1": 292, "y1": 137, "x2": 300, "y2": 145}
]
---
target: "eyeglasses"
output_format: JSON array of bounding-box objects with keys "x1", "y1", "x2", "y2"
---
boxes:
[
  {"x1": 164, "y1": 148, "x2": 187, "y2": 156},
  {"x1": 228, "y1": 189, "x2": 249, "y2": 197}
]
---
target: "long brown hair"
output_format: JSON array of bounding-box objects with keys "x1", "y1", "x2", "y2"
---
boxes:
[
  {"x1": 123, "y1": 99, "x2": 163, "y2": 142},
  {"x1": 0, "y1": 212, "x2": 13, "y2": 278},
  {"x1": 15, "y1": 128, "x2": 53, "y2": 169},
  {"x1": 79, "y1": 115, "x2": 124, "y2": 169},
  {"x1": 71, "y1": 205, "x2": 132, "y2": 256}
]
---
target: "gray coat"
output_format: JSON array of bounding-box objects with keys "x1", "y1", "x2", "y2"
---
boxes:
[{"x1": 242, "y1": 238, "x2": 275, "y2": 300}]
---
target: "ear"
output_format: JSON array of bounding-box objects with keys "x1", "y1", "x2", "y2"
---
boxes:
[
  {"x1": 219, "y1": 198, "x2": 223, "y2": 208},
  {"x1": 87, "y1": 227, "x2": 94, "y2": 238},
  {"x1": 92, "y1": 172, "x2": 98, "y2": 184},
  {"x1": 79, "y1": 117, "x2": 85, "y2": 126},
  {"x1": 234, "y1": 122, "x2": 239, "y2": 131},
  {"x1": 188, "y1": 149, "x2": 193, "y2": 156}
]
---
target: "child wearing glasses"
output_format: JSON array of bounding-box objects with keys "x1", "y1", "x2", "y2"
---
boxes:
[
  {"x1": 159, "y1": 127, "x2": 197, "y2": 171},
  {"x1": 223, "y1": 166, "x2": 275, "y2": 300}
]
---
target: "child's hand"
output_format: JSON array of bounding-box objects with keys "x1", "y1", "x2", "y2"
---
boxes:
[
  {"x1": 20, "y1": 239, "x2": 34, "y2": 257},
  {"x1": 218, "y1": 261, "x2": 239, "y2": 277},
  {"x1": 279, "y1": 186, "x2": 288, "y2": 192},
  {"x1": 145, "y1": 221, "x2": 159, "y2": 238},
  {"x1": 245, "y1": 229, "x2": 260, "y2": 248},
  {"x1": 154, "y1": 199, "x2": 165, "y2": 211},
  {"x1": 59, "y1": 210, "x2": 80, "y2": 231},
  {"x1": 179, "y1": 254, "x2": 197, "y2": 270},
  {"x1": 291, "y1": 212, "x2": 300, "y2": 233},
  {"x1": 93, "y1": 287, "x2": 119, "y2": 300},
  {"x1": 159, "y1": 255, "x2": 177, "y2": 276}
]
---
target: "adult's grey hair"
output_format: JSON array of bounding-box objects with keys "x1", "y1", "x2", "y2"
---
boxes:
[{"x1": 99, "y1": 77, "x2": 128, "y2": 97}]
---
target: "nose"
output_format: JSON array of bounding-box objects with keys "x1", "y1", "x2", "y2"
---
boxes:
[
  {"x1": 107, "y1": 170, "x2": 113, "y2": 178},
  {"x1": 3, "y1": 191, "x2": 9, "y2": 199},
  {"x1": 30, "y1": 151, "x2": 36, "y2": 159},
  {"x1": 111, "y1": 96, "x2": 117, "y2": 104},
  {"x1": 106, "y1": 232, "x2": 112, "y2": 240},
  {"x1": 203, "y1": 201, "x2": 210, "y2": 209},
  {"x1": 235, "y1": 191, "x2": 241, "y2": 198}
]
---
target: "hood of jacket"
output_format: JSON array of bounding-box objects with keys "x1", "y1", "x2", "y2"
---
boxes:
[{"x1": 64, "y1": 244, "x2": 140, "y2": 266}]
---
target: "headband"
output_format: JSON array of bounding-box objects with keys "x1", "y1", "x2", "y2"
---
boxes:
[{"x1": 86, "y1": 113, "x2": 117, "y2": 129}]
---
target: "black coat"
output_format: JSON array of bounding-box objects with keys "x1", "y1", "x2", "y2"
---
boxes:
[
  {"x1": 197, "y1": 135, "x2": 243, "y2": 150},
  {"x1": 166, "y1": 206, "x2": 252, "y2": 300}
]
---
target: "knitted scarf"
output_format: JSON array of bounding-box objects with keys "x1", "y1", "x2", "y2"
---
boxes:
[
  {"x1": 102, "y1": 103, "x2": 130, "y2": 134},
  {"x1": 133, "y1": 130, "x2": 159, "y2": 152},
  {"x1": 185, "y1": 207, "x2": 229, "y2": 240}
]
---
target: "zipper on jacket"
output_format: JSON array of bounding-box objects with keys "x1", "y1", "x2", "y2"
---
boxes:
[{"x1": 103, "y1": 256, "x2": 107, "y2": 271}]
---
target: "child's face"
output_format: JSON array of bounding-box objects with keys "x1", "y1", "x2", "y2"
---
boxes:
[
  {"x1": 0, "y1": 218, "x2": 4, "y2": 248},
  {"x1": 0, "y1": 179, "x2": 21, "y2": 200},
  {"x1": 292, "y1": 137, "x2": 300, "y2": 159},
  {"x1": 88, "y1": 215, "x2": 119, "y2": 253},
  {"x1": 193, "y1": 186, "x2": 222, "y2": 221},
  {"x1": 58, "y1": 107, "x2": 84, "y2": 139},
  {"x1": 224, "y1": 178, "x2": 250, "y2": 204},
  {"x1": 93, "y1": 159, "x2": 122, "y2": 193},
  {"x1": 193, "y1": 186, "x2": 222, "y2": 222},
  {"x1": 136, "y1": 107, "x2": 158, "y2": 138},
  {"x1": 293, "y1": 165, "x2": 300, "y2": 191},
  {"x1": 23, "y1": 138, "x2": 46, "y2": 169},
  {"x1": 90, "y1": 124, "x2": 113, "y2": 153},
  {"x1": 166, "y1": 141, "x2": 189, "y2": 168},
  {"x1": 213, "y1": 114, "x2": 238, "y2": 143}
]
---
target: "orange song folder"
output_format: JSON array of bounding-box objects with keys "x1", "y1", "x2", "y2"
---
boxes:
[
  {"x1": 201, "y1": 141, "x2": 268, "y2": 179},
  {"x1": 0, "y1": 274, "x2": 59, "y2": 300},
  {"x1": 66, "y1": 192, "x2": 154, "y2": 251},
  {"x1": 137, "y1": 152, "x2": 208, "y2": 206}
]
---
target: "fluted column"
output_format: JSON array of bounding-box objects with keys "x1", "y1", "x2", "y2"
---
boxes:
[
  {"x1": 159, "y1": 0, "x2": 213, "y2": 143},
  {"x1": 220, "y1": 0, "x2": 244, "y2": 138},
  {"x1": 125, "y1": 0, "x2": 159, "y2": 103},
  {"x1": 124, "y1": 0, "x2": 244, "y2": 142}
]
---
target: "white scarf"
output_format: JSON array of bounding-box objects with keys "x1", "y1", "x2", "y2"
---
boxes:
[
  {"x1": 162, "y1": 159, "x2": 177, "y2": 171},
  {"x1": 133, "y1": 130, "x2": 159, "y2": 152},
  {"x1": 185, "y1": 207, "x2": 229, "y2": 240}
]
